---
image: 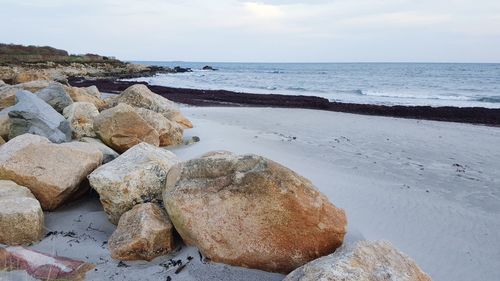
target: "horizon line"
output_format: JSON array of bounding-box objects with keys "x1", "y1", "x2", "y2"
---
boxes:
[{"x1": 127, "y1": 60, "x2": 500, "y2": 64}]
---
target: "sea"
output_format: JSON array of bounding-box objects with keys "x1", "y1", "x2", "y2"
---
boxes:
[{"x1": 128, "y1": 62, "x2": 500, "y2": 108}]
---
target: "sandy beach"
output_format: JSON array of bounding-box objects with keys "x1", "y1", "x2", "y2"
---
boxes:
[
  {"x1": 2, "y1": 0, "x2": 500, "y2": 279},
  {"x1": 2, "y1": 106, "x2": 499, "y2": 281}
]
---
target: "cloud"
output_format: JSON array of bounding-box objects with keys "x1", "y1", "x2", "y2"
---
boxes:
[
  {"x1": 340, "y1": 12, "x2": 451, "y2": 27},
  {"x1": 0, "y1": 0, "x2": 499, "y2": 62},
  {"x1": 243, "y1": 2, "x2": 285, "y2": 19}
]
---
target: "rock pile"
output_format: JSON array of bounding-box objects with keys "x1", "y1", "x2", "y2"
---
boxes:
[
  {"x1": 0, "y1": 79, "x2": 431, "y2": 281},
  {"x1": 0, "y1": 81, "x2": 192, "y2": 151}
]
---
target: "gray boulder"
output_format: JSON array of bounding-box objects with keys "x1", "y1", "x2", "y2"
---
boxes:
[
  {"x1": 8, "y1": 90, "x2": 71, "y2": 143},
  {"x1": 36, "y1": 82, "x2": 73, "y2": 113}
]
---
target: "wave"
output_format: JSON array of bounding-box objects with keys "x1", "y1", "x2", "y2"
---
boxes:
[
  {"x1": 342, "y1": 90, "x2": 500, "y2": 104},
  {"x1": 476, "y1": 96, "x2": 500, "y2": 103},
  {"x1": 286, "y1": 87, "x2": 308, "y2": 92},
  {"x1": 358, "y1": 91, "x2": 478, "y2": 101}
]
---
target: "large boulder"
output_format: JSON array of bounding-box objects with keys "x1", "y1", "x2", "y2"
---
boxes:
[
  {"x1": 108, "y1": 203, "x2": 175, "y2": 261},
  {"x1": 14, "y1": 80, "x2": 51, "y2": 93},
  {"x1": 0, "y1": 180, "x2": 44, "y2": 245},
  {"x1": 0, "y1": 133, "x2": 50, "y2": 163},
  {"x1": 0, "y1": 134, "x2": 103, "y2": 210},
  {"x1": 63, "y1": 102, "x2": 99, "y2": 139},
  {"x1": 8, "y1": 90, "x2": 71, "y2": 143},
  {"x1": 36, "y1": 82, "x2": 73, "y2": 113},
  {"x1": 115, "y1": 84, "x2": 192, "y2": 128},
  {"x1": 283, "y1": 240, "x2": 431, "y2": 281},
  {"x1": 64, "y1": 85, "x2": 107, "y2": 110},
  {"x1": 162, "y1": 151, "x2": 347, "y2": 273},
  {"x1": 93, "y1": 103, "x2": 159, "y2": 153},
  {"x1": 88, "y1": 142, "x2": 179, "y2": 224},
  {"x1": 0, "y1": 81, "x2": 52, "y2": 111},
  {"x1": 13, "y1": 71, "x2": 49, "y2": 84},
  {"x1": 134, "y1": 107, "x2": 184, "y2": 146},
  {"x1": 0, "y1": 136, "x2": 4, "y2": 145},
  {"x1": 80, "y1": 137, "x2": 119, "y2": 164}
]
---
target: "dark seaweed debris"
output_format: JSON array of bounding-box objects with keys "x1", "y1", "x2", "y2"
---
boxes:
[{"x1": 69, "y1": 77, "x2": 500, "y2": 126}]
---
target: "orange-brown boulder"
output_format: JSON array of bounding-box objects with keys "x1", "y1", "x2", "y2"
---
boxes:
[
  {"x1": 93, "y1": 103, "x2": 159, "y2": 153},
  {"x1": 162, "y1": 151, "x2": 347, "y2": 273}
]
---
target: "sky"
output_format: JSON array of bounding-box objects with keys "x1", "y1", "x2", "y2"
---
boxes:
[{"x1": 2, "y1": 0, "x2": 500, "y2": 62}]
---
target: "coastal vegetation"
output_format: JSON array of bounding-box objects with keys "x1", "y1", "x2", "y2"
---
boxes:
[{"x1": 0, "y1": 43, "x2": 122, "y2": 65}]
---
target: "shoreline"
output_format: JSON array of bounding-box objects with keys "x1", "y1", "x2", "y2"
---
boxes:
[{"x1": 68, "y1": 77, "x2": 500, "y2": 126}]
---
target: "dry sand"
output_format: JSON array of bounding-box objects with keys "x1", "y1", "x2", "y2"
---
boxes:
[{"x1": 2, "y1": 107, "x2": 499, "y2": 281}]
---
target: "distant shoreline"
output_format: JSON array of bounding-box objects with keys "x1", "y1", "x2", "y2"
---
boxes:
[{"x1": 69, "y1": 77, "x2": 500, "y2": 126}]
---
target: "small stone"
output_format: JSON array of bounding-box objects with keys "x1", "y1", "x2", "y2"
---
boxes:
[
  {"x1": 109, "y1": 203, "x2": 175, "y2": 261},
  {"x1": 185, "y1": 136, "x2": 200, "y2": 145}
]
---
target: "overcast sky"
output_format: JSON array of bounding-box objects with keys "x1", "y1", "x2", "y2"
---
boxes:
[{"x1": 2, "y1": 0, "x2": 500, "y2": 62}]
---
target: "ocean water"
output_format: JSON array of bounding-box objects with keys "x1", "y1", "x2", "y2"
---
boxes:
[{"x1": 128, "y1": 62, "x2": 500, "y2": 108}]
